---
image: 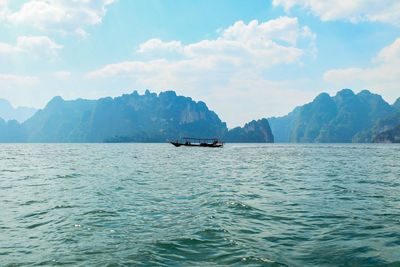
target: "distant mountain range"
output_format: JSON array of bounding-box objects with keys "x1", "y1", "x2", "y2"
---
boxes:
[
  {"x1": 0, "y1": 90, "x2": 274, "y2": 143},
  {"x1": 268, "y1": 89, "x2": 400, "y2": 143},
  {"x1": 0, "y1": 98, "x2": 37, "y2": 123},
  {"x1": 1, "y1": 89, "x2": 399, "y2": 143}
]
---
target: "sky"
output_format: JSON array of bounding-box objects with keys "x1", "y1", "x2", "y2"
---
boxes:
[{"x1": 1, "y1": 0, "x2": 400, "y2": 127}]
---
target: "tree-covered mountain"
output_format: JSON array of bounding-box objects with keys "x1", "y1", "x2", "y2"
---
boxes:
[
  {"x1": 268, "y1": 107, "x2": 300, "y2": 143},
  {"x1": 0, "y1": 118, "x2": 27, "y2": 142},
  {"x1": 22, "y1": 90, "x2": 228, "y2": 142},
  {"x1": 224, "y1": 119, "x2": 274, "y2": 143},
  {"x1": 0, "y1": 98, "x2": 37, "y2": 123},
  {"x1": 353, "y1": 97, "x2": 400, "y2": 142},
  {"x1": 269, "y1": 89, "x2": 396, "y2": 143},
  {"x1": 2, "y1": 88, "x2": 400, "y2": 143},
  {"x1": 373, "y1": 124, "x2": 400, "y2": 143},
  {"x1": 0, "y1": 90, "x2": 274, "y2": 143},
  {"x1": 23, "y1": 96, "x2": 97, "y2": 142}
]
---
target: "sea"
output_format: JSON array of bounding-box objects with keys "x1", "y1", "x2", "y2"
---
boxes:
[{"x1": 1, "y1": 143, "x2": 399, "y2": 266}]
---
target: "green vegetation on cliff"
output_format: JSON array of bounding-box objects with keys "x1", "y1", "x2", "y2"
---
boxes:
[
  {"x1": 0, "y1": 90, "x2": 274, "y2": 143},
  {"x1": 373, "y1": 124, "x2": 400, "y2": 143},
  {"x1": 23, "y1": 90, "x2": 228, "y2": 142},
  {"x1": 224, "y1": 119, "x2": 274, "y2": 143},
  {"x1": 269, "y1": 89, "x2": 396, "y2": 143}
]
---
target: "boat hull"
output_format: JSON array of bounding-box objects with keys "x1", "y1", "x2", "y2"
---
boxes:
[{"x1": 167, "y1": 140, "x2": 223, "y2": 148}]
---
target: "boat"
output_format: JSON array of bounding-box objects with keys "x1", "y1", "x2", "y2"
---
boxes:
[{"x1": 167, "y1": 137, "x2": 224, "y2": 147}]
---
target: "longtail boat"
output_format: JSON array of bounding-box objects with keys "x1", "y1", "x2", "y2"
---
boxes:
[{"x1": 167, "y1": 137, "x2": 224, "y2": 147}]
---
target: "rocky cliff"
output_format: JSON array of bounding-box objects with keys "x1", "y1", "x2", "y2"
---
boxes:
[
  {"x1": 23, "y1": 90, "x2": 228, "y2": 142},
  {"x1": 269, "y1": 89, "x2": 395, "y2": 143},
  {"x1": 224, "y1": 119, "x2": 274, "y2": 143},
  {"x1": 0, "y1": 90, "x2": 274, "y2": 143},
  {"x1": 373, "y1": 124, "x2": 400, "y2": 143}
]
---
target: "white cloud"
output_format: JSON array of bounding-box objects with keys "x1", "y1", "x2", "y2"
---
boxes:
[
  {"x1": 0, "y1": 42, "x2": 14, "y2": 53},
  {"x1": 86, "y1": 17, "x2": 317, "y2": 126},
  {"x1": 0, "y1": 0, "x2": 9, "y2": 21},
  {"x1": 324, "y1": 38, "x2": 400, "y2": 103},
  {"x1": 273, "y1": 0, "x2": 400, "y2": 26},
  {"x1": 375, "y1": 38, "x2": 400, "y2": 63},
  {"x1": 75, "y1": 28, "x2": 88, "y2": 38},
  {"x1": 0, "y1": 73, "x2": 40, "y2": 111},
  {"x1": 88, "y1": 17, "x2": 314, "y2": 78},
  {"x1": 0, "y1": 73, "x2": 38, "y2": 86},
  {"x1": 7, "y1": 0, "x2": 116, "y2": 34},
  {"x1": 138, "y1": 39, "x2": 183, "y2": 53},
  {"x1": 53, "y1": 71, "x2": 71, "y2": 79},
  {"x1": 222, "y1": 17, "x2": 301, "y2": 45},
  {"x1": 0, "y1": 36, "x2": 63, "y2": 59},
  {"x1": 17, "y1": 36, "x2": 63, "y2": 58}
]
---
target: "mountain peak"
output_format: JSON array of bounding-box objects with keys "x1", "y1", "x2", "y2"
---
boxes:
[
  {"x1": 50, "y1": 95, "x2": 64, "y2": 103},
  {"x1": 336, "y1": 89, "x2": 355, "y2": 97},
  {"x1": 358, "y1": 89, "x2": 372, "y2": 96},
  {"x1": 0, "y1": 98, "x2": 13, "y2": 108},
  {"x1": 19, "y1": 90, "x2": 233, "y2": 142},
  {"x1": 313, "y1": 92, "x2": 332, "y2": 103},
  {"x1": 159, "y1": 90, "x2": 177, "y2": 98},
  {"x1": 45, "y1": 96, "x2": 65, "y2": 108},
  {"x1": 393, "y1": 98, "x2": 400, "y2": 110},
  {"x1": 224, "y1": 118, "x2": 274, "y2": 143},
  {"x1": 144, "y1": 89, "x2": 157, "y2": 97},
  {"x1": 0, "y1": 98, "x2": 37, "y2": 123},
  {"x1": 269, "y1": 88, "x2": 395, "y2": 143}
]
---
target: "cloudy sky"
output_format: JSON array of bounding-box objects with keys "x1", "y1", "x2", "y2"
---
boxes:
[{"x1": 1, "y1": 0, "x2": 400, "y2": 127}]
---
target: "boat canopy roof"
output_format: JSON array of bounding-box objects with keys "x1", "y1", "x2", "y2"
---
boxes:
[{"x1": 181, "y1": 137, "x2": 218, "y2": 141}]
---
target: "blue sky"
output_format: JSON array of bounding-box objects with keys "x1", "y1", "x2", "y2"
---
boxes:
[{"x1": 1, "y1": 0, "x2": 400, "y2": 127}]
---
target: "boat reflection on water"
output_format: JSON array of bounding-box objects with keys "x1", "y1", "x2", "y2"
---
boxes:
[{"x1": 167, "y1": 137, "x2": 224, "y2": 147}]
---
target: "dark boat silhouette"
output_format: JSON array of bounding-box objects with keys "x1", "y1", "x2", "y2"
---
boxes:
[{"x1": 167, "y1": 137, "x2": 224, "y2": 147}]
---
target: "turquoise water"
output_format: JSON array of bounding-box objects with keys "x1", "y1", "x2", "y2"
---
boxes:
[{"x1": 1, "y1": 144, "x2": 400, "y2": 266}]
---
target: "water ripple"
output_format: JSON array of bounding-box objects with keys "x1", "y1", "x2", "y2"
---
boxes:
[{"x1": 1, "y1": 143, "x2": 400, "y2": 266}]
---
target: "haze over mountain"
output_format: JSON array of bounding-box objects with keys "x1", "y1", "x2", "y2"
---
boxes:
[
  {"x1": 1, "y1": 1, "x2": 400, "y2": 130},
  {"x1": 0, "y1": 90, "x2": 274, "y2": 143},
  {"x1": 1, "y1": 88, "x2": 399, "y2": 143},
  {"x1": 269, "y1": 89, "x2": 400, "y2": 143},
  {"x1": 0, "y1": 99, "x2": 37, "y2": 123}
]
